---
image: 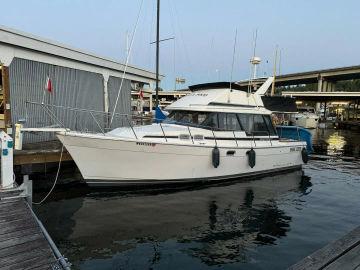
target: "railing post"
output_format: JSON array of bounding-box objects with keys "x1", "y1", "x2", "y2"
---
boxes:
[
  {"x1": 125, "y1": 115, "x2": 138, "y2": 139},
  {"x1": 187, "y1": 126, "x2": 194, "y2": 144},
  {"x1": 297, "y1": 126, "x2": 300, "y2": 141},
  {"x1": 89, "y1": 111, "x2": 105, "y2": 135},
  {"x1": 159, "y1": 123, "x2": 167, "y2": 142},
  {"x1": 211, "y1": 128, "x2": 217, "y2": 147},
  {"x1": 232, "y1": 131, "x2": 238, "y2": 147}
]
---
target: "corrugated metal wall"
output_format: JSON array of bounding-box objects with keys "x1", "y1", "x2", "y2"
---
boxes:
[
  {"x1": 107, "y1": 76, "x2": 131, "y2": 128},
  {"x1": 8, "y1": 58, "x2": 131, "y2": 143}
]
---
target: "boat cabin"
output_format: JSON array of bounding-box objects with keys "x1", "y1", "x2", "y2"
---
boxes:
[{"x1": 164, "y1": 110, "x2": 277, "y2": 136}]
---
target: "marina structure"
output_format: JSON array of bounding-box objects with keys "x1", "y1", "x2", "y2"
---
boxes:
[{"x1": 0, "y1": 25, "x2": 161, "y2": 144}]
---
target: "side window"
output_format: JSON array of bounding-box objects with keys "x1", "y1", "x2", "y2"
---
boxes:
[
  {"x1": 202, "y1": 113, "x2": 218, "y2": 129},
  {"x1": 237, "y1": 114, "x2": 253, "y2": 134},
  {"x1": 227, "y1": 113, "x2": 242, "y2": 131},
  {"x1": 218, "y1": 113, "x2": 227, "y2": 130},
  {"x1": 263, "y1": 115, "x2": 277, "y2": 136},
  {"x1": 253, "y1": 114, "x2": 269, "y2": 135}
]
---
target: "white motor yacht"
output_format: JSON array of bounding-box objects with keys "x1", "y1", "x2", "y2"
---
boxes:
[
  {"x1": 56, "y1": 78, "x2": 308, "y2": 186},
  {"x1": 291, "y1": 106, "x2": 319, "y2": 129}
]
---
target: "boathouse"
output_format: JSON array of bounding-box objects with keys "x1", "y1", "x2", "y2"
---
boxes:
[{"x1": 0, "y1": 25, "x2": 160, "y2": 143}]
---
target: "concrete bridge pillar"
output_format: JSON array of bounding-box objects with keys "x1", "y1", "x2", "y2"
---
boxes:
[
  {"x1": 322, "y1": 80, "x2": 328, "y2": 92},
  {"x1": 317, "y1": 76, "x2": 323, "y2": 92},
  {"x1": 316, "y1": 76, "x2": 323, "y2": 111}
]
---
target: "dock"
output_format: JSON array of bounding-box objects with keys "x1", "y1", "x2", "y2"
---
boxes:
[
  {"x1": 288, "y1": 226, "x2": 360, "y2": 270},
  {"x1": 0, "y1": 188, "x2": 70, "y2": 270}
]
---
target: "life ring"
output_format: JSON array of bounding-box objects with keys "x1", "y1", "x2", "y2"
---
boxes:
[
  {"x1": 212, "y1": 146, "x2": 220, "y2": 168},
  {"x1": 301, "y1": 148, "x2": 308, "y2": 164},
  {"x1": 246, "y1": 148, "x2": 256, "y2": 168}
]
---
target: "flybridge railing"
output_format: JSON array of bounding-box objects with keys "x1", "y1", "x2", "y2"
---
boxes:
[
  {"x1": 23, "y1": 101, "x2": 277, "y2": 146},
  {"x1": 24, "y1": 101, "x2": 152, "y2": 136}
]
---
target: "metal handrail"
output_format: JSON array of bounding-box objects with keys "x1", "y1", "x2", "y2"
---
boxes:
[
  {"x1": 187, "y1": 126, "x2": 194, "y2": 144},
  {"x1": 125, "y1": 115, "x2": 138, "y2": 139},
  {"x1": 232, "y1": 131, "x2": 239, "y2": 147},
  {"x1": 26, "y1": 101, "x2": 281, "y2": 146},
  {"x1": 159, "y1": 122, "x2": 167, "y2": 142},
  {"x1": 89, "y1": 111, "x2": 105, "y2": 135}
]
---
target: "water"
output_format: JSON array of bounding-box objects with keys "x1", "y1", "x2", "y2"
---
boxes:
[{"x1": 34, "y1": 129, "x2": 360, "y2": 270}]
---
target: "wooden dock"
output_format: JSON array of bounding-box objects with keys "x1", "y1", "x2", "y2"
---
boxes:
[
  {"x1": 288, "y1": 226, "x2": 360, "y2": 270},
  {"x1": 14, "y1": 140, "x2": 72, "y2": 166},
  {"x1": 0, "y1": 188, "x2": 69, "y2": 270}
]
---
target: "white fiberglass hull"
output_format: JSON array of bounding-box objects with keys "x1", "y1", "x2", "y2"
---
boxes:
[
  {"x1": 292, "y1": 114, "x2": 319, "y2": 129},
  {"x1": 57, "y1": 132, "x2": 306, "y2": 186}
]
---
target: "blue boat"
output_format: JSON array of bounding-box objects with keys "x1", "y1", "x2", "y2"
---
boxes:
[{"x1": 276, "y1": 125, "x2": 313, "y2": 153}]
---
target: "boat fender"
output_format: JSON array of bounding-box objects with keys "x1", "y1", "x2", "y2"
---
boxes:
[
  {"x1": 246, "y1": 148, "x2": 256, "y2": 168},
  {"x1": 301, "y1": 148, "x2": 308, "y2": 164},
  {"x1": 212, "y1": 146, "x2": 220, "y2": 168}
]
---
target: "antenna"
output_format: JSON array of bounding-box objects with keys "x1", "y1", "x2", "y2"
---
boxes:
[
  {"x1": 278, "y1": 48, "x2": 282, "y2": 75},
  {"x1": 250, "y1": 29, "x2": 261, "y2": 80},
  {"x1": 247, "y1": 29, "x2": 259, "y2": 94},
  {"x1": 230, "y1": 29, "x2": 238, "y2": 92},
  {"x1": 270, "y1": 45, "x2": 279, "y2": 96}
]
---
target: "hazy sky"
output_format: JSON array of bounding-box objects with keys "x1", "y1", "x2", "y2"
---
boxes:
[{"x1": 2, "y1": 0, "x2": 360, "y2": 89}]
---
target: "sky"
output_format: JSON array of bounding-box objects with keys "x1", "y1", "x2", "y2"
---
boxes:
[{"x1": 1, "y1": 0, "x2": 360, "y2": 90}]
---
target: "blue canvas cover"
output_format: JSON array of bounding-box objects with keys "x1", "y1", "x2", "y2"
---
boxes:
[
  {"x1": 276, "y1": 126, "x2": 313, "y2": 153},
  {"x1": 154, "y1": 106, "x2": 167, "y2": 122}
]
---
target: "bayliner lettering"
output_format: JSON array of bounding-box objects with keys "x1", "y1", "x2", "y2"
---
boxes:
[{"x1": 136, "y1": 142, "x2": 156, "y2": 147}]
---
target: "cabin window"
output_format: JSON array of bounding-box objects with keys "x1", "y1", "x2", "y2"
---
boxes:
[
  {"x1": 202, "y1": 113, "x2": 218, "y2": 129},
  {"x1": 166, "y1": 111, "x2": 209, "y2": 126},
  {"x1": 253, "y1": 115, "x2": 269, "y2": 135},
  {"x1": 166, "y1": 111, "x2": 274, "y2": 135},
  {"x1": 217, "y1": 113, "x2": 242, "y2": 131},
  {"x1": 237, "y1": 114, "x2": 253, "y2": 134},
  {"x1": 237, "y1": 114, "x2": 275, "y2": 136},
  {"x1": 218, "y1": 113, "x2": 227, "y2": 130},
  {"x1": 263, "y1": 115, "x2": 277, "y2": 136}
]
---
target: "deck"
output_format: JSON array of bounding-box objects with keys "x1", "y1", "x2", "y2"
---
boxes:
[
  {"x1": 0, "y1": 189, "x2": 66, "y2": 270},
  {"x1": 288, "y1": 226, "x2": 360, "y2": 270}
]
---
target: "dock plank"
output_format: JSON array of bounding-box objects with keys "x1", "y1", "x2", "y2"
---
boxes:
[
  {"x1": 288, "y1": 226, "x2": 360, "y2": 270},
  {"x1": 0, "y1": 190, "x2": 64, "y2": 270},
  {"x1": 0, "y1": 255, "x2": 59, "y2": 270},
  {"x1": 324, "y1": 243, "x2": 360, "y2": 270},
  {"x1": 0, "y1": 246, "x2": 55, "y2": 267},
  {"x1": 0, "y1": 238, "x2": 50, "y2": 258},
  {"x1": 0, "y1": 226, "x2": 41, "y2": 242}
]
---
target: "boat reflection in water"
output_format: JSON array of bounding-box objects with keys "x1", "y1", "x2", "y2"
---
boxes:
[{"x1": 36, "y1": 170, "x2": 311, "y2": 269}]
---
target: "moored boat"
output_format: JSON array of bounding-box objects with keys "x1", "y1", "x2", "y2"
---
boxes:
[{"x1": 57, "y1": 78, "x2": 308, "y2": 186}]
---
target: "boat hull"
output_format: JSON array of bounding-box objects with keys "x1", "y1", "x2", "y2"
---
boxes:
[{"x1": 57, "y1": 133, "x2": 306, "y2": 186}]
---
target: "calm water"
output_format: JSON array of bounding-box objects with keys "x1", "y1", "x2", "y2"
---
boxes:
[{"x1": 35, "y1": 129, "x2": 360, "y2": 270}]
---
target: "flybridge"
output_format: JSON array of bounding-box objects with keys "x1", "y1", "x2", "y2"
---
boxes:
[{"x1": 189, "y1": 82, "x2": 245, "y2": 92}]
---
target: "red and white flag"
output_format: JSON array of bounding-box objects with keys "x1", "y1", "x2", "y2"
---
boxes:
[
  {"x1": 45, "y1": 76, "x2": 52, "y2": 93},
  {"x1": 138, "y1": 89, "x2": 144, "y2": 99}
]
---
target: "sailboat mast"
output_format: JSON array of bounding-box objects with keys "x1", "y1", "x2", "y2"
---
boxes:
[{"x1": 155, "y1": 0, "x2": 160, "y2": 107}]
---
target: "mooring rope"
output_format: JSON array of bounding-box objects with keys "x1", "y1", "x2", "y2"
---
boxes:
[{"x1": 32, "y1": 145, "x2": 64, "y2": 205}]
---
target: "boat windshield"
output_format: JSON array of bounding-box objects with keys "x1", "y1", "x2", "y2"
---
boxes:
[
  {"x1": 164, "y1": 110, "x2": 277, "y2": 135},
  {"x1": 164, "y1": 111, "x2": 210, "y2": 127}
]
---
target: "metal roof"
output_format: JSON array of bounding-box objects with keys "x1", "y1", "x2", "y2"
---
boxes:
[{"x1": 0, "y1": 24, "x2": 162, "y2": 81}]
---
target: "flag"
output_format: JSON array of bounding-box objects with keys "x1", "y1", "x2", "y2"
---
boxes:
[
  {"x1": 45, "y1": 76, "x2": 52, "y2": 93},
  {"x1": 138, "y1": 89, "x2": 144, "y2": 99}
]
